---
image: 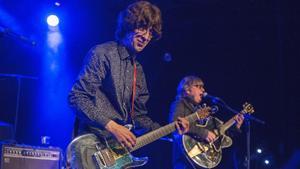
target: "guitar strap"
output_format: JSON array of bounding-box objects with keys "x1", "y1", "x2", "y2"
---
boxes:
[
  {"x1": 130, "y1": 61, "x2": 137, "y2": 121},
  {"x1": 72, "y1": 117, "x2": 79, "y2": 138}
]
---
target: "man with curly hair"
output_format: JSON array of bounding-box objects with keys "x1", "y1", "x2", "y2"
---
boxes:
[{"x1": 68, "y1": 1, "x2": 189, "y2": 168}]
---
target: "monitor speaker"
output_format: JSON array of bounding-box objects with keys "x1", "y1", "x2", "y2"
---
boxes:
[{"x1": 1, "y1": 144, "x2": 61, "y2": 169}]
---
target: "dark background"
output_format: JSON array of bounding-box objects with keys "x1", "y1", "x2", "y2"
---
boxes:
[{"x1": 0, "y1": 0, "x2": 299, "y2": 168}]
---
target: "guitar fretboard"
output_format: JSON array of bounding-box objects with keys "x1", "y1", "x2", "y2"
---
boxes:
[
  {"x1": 220, "y1": 118, "x2": 236, "y2": 134},
  {"x1": 131, "y1": 111, "x2": 203, "y2": 152},
  {"x1": 220, "y1": 110, "x2": 248, "y2": 134}
]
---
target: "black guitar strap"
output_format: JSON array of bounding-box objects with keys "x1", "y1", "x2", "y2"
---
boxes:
[{"x1": 72, "y1": 117, "x2": 80, "y2": 138}]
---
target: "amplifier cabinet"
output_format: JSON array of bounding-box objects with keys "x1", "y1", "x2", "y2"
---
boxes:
[{"x1": 1, "y1": 144, "x2": 61, "y2": 169}]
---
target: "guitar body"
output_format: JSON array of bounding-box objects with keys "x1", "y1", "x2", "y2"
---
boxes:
[
  {"x1": 181, "y1": 117, "x2": 233, "y2": 168},
  {"x1": 181, "y1": 103, "x2": 254, "y2": 168},
  {"x1": 66, "y1": 107, "x2": 212, "y2": 169},
  {"x1": 66, "y1": 133, "x2": 148, "y2": 169}
]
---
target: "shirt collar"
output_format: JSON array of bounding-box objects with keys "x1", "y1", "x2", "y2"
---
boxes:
[
  {"x1": 117, "y1": 43, "x2": 136, "y2": 60},
  {"x1": 184, "y1": 97, "x2": 199, "y2": 109}
]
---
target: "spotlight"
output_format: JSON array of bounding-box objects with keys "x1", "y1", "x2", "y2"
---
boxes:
[
  {"x1": 257, "y1": 148, "x2": 262, "y2": 154},
  {"x1": 163, "y1": 52, "x2": 173, "y2": 62},
  {"x1": 54, "y1": 2, "x2": 61, "y2": 6},
  {"x1": 47, "y1": 15, "x2": 59, "y2": 27},
  {"x1": 264, "y1": 159, "x2": 270, "y2": 165}
]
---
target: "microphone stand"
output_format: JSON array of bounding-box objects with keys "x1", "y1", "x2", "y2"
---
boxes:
[
  {"x1": 0, "y1": 73, "x2": 38, "y2": 140},
  {"x1": 0, "y1": 25, "x2": 36, "y2": 46},
  {"x1": 210, "y1": 96, "x2": 265, "y2": 169}
]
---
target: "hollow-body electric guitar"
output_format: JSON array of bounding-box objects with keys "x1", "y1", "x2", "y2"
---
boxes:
[{"x1": 182, "y1": 103, "x2": 254, "y2": 168}]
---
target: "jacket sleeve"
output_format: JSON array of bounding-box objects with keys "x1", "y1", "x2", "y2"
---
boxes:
[
  {"x1": 226, "y1": 122, "x2": 243, "y2": 137},
  {"x1": 68, "y1": 46, "x2": 118, "y2": 128},
  {"x1": 170, "y1": 100, "x2": 209, "y2": 139}
]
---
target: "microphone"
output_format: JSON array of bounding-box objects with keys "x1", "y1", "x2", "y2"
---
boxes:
[
  {"x1": 203, "y1": 92, "x2": 239, "y2": 114},
  {"x1": 203, "y1": 92, "x2": 222, "y2": 104}
]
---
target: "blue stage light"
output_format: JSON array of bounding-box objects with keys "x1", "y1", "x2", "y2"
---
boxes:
[
  {"x1": 163, "y1": 52, "x2": 173, "y2": 62},
  {"x1": 257, "y1": 148, "x2": 262, "y2": 154},
  {"x1": 47, "y1": 15, "x2": 59, "y2": 27},
  {"x1": 54, "y1": 2, "x2": 61, "y2": 7},
  {"x1": 264, "y1": 159, "x2": 270, "y2": 165}
]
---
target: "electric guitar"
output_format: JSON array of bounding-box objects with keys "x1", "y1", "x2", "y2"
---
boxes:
[
  {"x1": 182, "y1": 103, "x2": 254, "y2": 168},
  {"x1": 66, "y1": 106, "x2": 212, "y2": 169}
]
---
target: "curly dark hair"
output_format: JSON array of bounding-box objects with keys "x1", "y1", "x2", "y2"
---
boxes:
[{"x1": 115, "y1": 1, "x2": 162, "y2": 41}]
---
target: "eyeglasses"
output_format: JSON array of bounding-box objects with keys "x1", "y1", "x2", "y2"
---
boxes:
[
  {"x1": 135, "y1": 28, "x2": 153, "y2": 40},
  {"x1": 193, "y1": 84, "x2": 203, "y2": 89}
]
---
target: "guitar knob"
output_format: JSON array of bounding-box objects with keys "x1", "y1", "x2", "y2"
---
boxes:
[{"x1": 211, "y1": 105, "x2": 219, "y2": 114}]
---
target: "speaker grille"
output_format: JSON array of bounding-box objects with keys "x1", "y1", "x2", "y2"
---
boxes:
[{"x1": 1, "y1": 144, "x2": 61, "y2": 169}]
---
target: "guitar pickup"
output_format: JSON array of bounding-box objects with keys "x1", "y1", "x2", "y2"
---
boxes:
[{"x1": 93, "y1": 148, "x2": 115, "y2": 168}]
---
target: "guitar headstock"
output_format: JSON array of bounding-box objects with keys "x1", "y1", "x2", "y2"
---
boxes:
[
  {"x1": 196, "y1": 106, "x2": 211, "y2": 120},
  {"x1": 242, "y1": 102, "x2": 255, "y2": 115}
]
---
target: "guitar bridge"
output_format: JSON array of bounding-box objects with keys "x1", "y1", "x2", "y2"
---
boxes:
[{"x1": 93, "y1": 148, "x2": 115, "y2": 168}]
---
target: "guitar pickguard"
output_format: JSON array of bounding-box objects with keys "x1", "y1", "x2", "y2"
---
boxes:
[
  {"x1": 66, "y1": 134, "x2": 147, "y2": 169},
  {"x1": 182, "y1": 135, "x2": 222, "y2": 168},
  {"x1": 181, "y1": 117, "x2": 232, "y2": 168}
]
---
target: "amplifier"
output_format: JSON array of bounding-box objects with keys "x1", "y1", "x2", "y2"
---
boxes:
[{"x1": 1, "y1": 144, "x2": 61, "y2": 169}]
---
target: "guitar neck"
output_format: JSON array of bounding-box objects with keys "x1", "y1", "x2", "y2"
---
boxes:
[
  {"x1": 131, "y1": 122, "x2": 175, "y2": 152},
  {"x1": 131, "y1": 112, "x2": 200, "y2": 152},
  {"x1": 220, "y1": 117, "x2": 236, "y2": 133},
  {"x1": 220, "y1": 103, "x2": 254, "y2": 133}
]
